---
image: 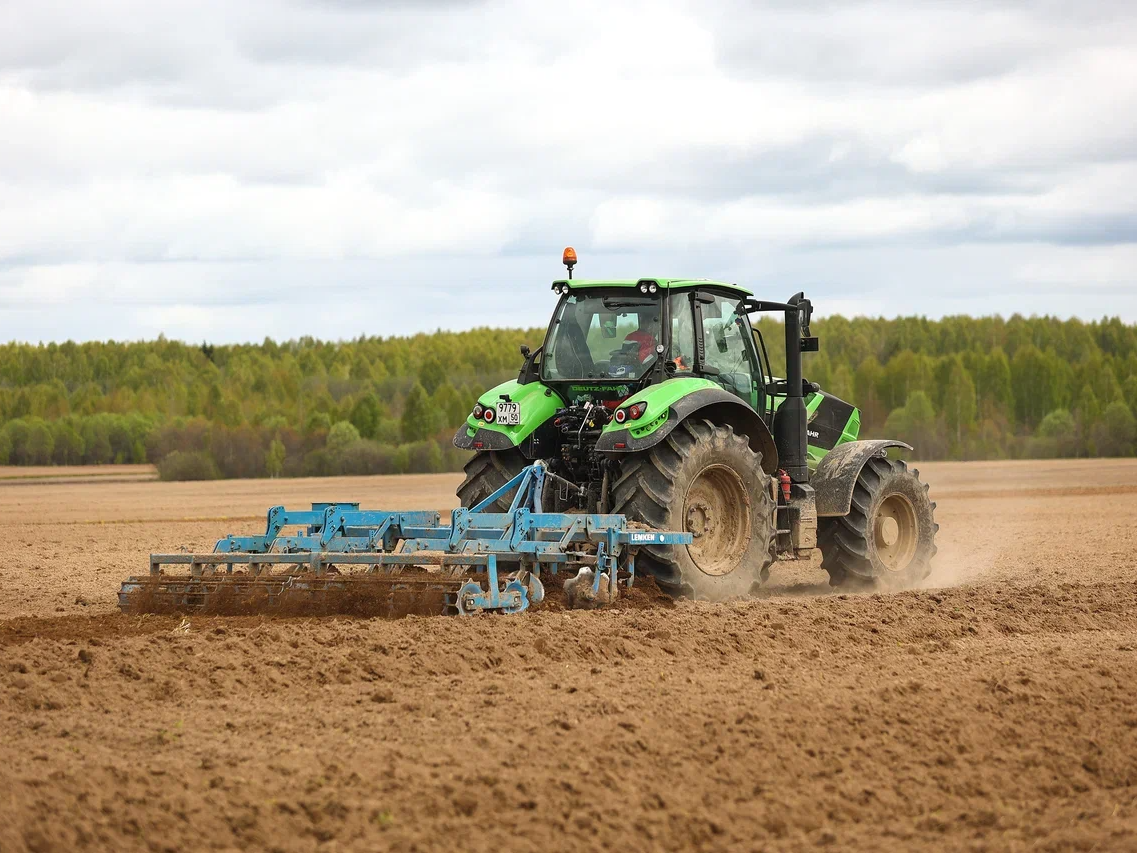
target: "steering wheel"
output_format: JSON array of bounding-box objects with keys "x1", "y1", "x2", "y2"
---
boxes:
[{"x1": 609, "y1": 342, "x2": 640, "y2": 357}]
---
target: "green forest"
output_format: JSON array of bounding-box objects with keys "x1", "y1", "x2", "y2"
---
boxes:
[{"x1": 1, "y1": 313, "x2": 1135, "y2": 480}]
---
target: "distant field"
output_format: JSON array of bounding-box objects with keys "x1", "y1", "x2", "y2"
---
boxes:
[{"x1": 0, "y1": 464, "x2": 158, "y2": 484}]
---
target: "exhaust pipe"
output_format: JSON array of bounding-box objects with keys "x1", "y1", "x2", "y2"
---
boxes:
[{"x1": 773, "y1": 293, "x2": 809, "y2": 483}]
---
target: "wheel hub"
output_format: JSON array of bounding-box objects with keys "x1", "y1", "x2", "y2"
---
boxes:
[
  {"x1": 685, "y1": 501, "x2": 713, "y2": 539},
  {"x1": 873, "y1": 494, "x2": 918, "y2": 572},
  {"x1": 683, "y1": 465, "x2": 750, "y2": 577},
  {"x1": 875, "y1": 516, "x2": 899, "y2": 547}
]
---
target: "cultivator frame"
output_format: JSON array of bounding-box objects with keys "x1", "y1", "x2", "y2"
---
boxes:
[{"x1": 119, "y1": 462, "x2": 692, "y2": 616}]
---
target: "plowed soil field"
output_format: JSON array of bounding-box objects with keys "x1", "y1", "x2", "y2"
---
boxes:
[{"x1": 2, "y1": 459, "x2": 1136, "y2": 852}]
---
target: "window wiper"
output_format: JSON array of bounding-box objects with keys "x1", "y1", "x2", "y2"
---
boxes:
[{"x1": 602, "y1": 299, "x2": 653, "y2": 309}]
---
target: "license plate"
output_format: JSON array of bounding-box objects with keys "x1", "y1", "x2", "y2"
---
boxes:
[{"x1": 496, "y1": 402, "x2": 521, "y2": 425}]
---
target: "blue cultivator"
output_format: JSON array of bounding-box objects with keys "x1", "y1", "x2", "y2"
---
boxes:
[{"x1": 118, "y1": 462, "x2": 692, "y2": 617}]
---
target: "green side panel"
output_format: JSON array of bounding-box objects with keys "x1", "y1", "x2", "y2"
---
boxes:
[
  {"x1": 769, "y1": 389, "x2": 861, "y2": 469},
  {"x1": 462, "y1": 380, "x2": 565, "y2": 447},
  {"x1": 832, "y1": 406, "x2": 861, "y2": 446},
  {"x1": 598, "y1": 376, "x2": 720, "y2": 442},
  {"x1": 807, "y1": 393, "x2": 861, "y2": 469}
]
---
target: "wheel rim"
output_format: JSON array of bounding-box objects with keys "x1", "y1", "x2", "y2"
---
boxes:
[
  {"x1": 683, "y1": 464, "x2": 751, "y2": 577},
  {"x1": 874, "y1": 493, "x2": 918, "y2": 572}
]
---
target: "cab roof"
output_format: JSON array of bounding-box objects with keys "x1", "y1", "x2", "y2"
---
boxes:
[{"x1": 551, "y1": 278, "x2": 752, "y2": 296}]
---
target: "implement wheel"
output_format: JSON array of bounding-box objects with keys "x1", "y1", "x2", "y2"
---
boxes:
[
  {"x1": 819, "y1": 456, "x2": 937, "y2": 590},
  {"x1": 457, "y1": 449, "x2": 527, "y2": 511},
  {"x1": 611, "y1": 419, "x2": 775, "y2": 599}
]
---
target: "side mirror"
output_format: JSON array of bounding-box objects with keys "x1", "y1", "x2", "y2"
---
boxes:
[
  {"x1": 713, "y1": 324, "x2": 729, "y2": 353},
  {"x1": 520, "y1": 344, "x2": 531, "y2": 359},
  {"x1": 599, "y1": 312, "x2": 619, "y2": 339},
  {"x1": 799, "y1": 301, "x2": 813, "y2": 336},
  {"x1": 787, "y1": 292, "x2": 813, "y2": 336}
]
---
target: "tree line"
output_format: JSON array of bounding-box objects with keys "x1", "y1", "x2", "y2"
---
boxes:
[
  {"x1": 752, "y1": 313, "x2": 1137, "y2": 459},
  {"x1": 0, "y1": 329, "x2": 536, "y2": 479},
  {"x1": 0, "y1": 313, "x2": 1135, "y2": 479}
]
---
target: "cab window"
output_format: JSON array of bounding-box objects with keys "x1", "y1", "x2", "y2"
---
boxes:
[
  {"x1": 701, "y1": 293, "x2": 759, "y2": 402},
  {"x1": 543, "y1": 292, "x2": 662, "y2": 381},
  {"x1": 667, "y1": 293, "x2": 696, "y2": 374}
]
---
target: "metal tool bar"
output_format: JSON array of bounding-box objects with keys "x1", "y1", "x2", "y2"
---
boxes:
[
  {"x1": 126, "y1": 461, "x2": 692, "y2": 616},
  {"x1": 150, "y1": 552, "x2": 493, "y2": 567}
]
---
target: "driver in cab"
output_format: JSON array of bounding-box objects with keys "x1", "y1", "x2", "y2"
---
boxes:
[
  {"x1": 623, "y1": 326, "x2": 656, "y2": 361},
  {"x1": 624, "y1": 314, "x2": 692, "y2": 373}
]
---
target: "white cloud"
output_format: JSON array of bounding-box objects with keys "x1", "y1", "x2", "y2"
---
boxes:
[
  {"x1": 0, "y1": 0, "x2": 1134, "y2": 342},
  {"x1": 1013, "y1": 244, "x2": 1137, "y2": 291}
]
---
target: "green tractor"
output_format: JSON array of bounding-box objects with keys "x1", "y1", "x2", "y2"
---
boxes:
[{"x1": 454, "y1": 249, "x2": 937, "y2": 598}]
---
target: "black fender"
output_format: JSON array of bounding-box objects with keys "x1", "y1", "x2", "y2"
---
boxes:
[
  {"x1": 812, "y1": 439, "x2": 913, "y2": 517},
  {"x1": 597, "y1": 387, "x2": 779, "y2": 475}
]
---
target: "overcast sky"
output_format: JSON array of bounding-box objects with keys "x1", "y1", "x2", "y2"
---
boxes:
[{"x1": 1, "y1": 0, "x2": 1136, "y2": 343}]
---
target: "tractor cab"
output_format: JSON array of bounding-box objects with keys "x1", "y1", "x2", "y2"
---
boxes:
[{"x1": 534, "y1": 276, "x2": 771, "y2": 417}]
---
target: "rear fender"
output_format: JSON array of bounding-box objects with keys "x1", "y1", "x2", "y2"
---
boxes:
[
  {"x1": 812, "y1": 439, "x2": 913, "y2": 517},
  {"x1": 453, "y1": 380, "x2": 564, "y2": 452},
  {"x1": 597, "y1": 383, "x2": 779, "y2": 474}
]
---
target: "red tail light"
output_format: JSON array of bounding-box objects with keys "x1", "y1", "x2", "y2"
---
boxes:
[{"x1": 615, "y1": 402, "x2": 647, "y2": 423}]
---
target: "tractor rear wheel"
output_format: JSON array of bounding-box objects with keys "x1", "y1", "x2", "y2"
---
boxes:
[
  {"x1": 457, "y1": 449, "x2": 528, "y2": 511},
  {"x1": 818, "y1": 456, "x2": 937, "y2": 590},
  {"x1": 611, "y1": 419, "x2": 776, "y2": 599}
]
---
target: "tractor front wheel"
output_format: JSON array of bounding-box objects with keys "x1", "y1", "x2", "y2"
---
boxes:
[
  {"x1": 818, "y1": 456, "x2": 937, "y2": 590},
  {"x1": 611, "y1": 419, "x2": 776, "y2": 599}
]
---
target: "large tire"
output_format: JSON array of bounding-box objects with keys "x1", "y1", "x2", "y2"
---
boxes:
[
  {"x1": 818, "y1": 456, "x2": 938, "y2": 590},
  {"x1": 457, "y1": 449, "x2": 528, "y2": 511},
  {"x1": 611, "y1": 419, "x2": 776, "y2": 600}
]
